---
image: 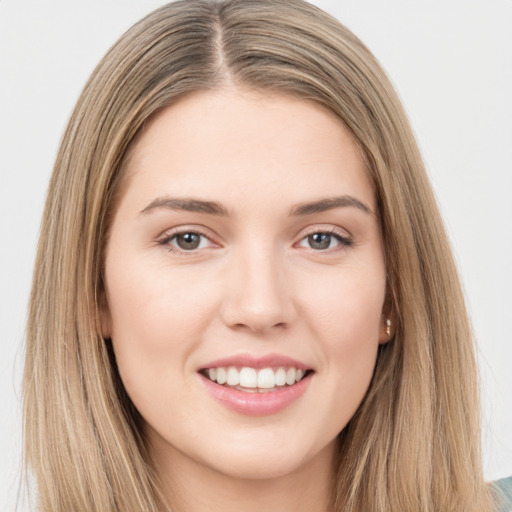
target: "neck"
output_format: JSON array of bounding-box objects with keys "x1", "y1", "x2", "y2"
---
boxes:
[{"x1": 151, "y1": 438, "x2": 337, "y2": 512}]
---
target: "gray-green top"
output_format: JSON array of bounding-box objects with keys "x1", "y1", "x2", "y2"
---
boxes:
[{"x1": 494, "y1": 476, "x2": 512, "y2": 512}]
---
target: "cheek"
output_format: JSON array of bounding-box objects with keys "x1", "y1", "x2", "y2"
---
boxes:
[
  {"x1": 106, "y1": 253, "x2": 218, "y2": 341},
  {"x1": 303, "y1": 264, "x2": 386, "y2": 344},
  {"x1": 104, "y1": 255, "x2": 218, "y2": 401},
  {"x1": 301, "y1": 263, "x2": 385, "y2": 394}
]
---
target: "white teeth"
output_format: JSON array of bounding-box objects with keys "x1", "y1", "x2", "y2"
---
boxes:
[
  {"x1": 257, "y1": 368, "x2": 275, "y2": 388},
  {"x1": 275, "y1": 367, "x2": 286, "y2": 386},
  {"x1": 239, "y1": 367, "x2": 257, "y2": 387},
  {"x1": 216, "y1": 367, "x2": 227, "y2": 385},
  {"x1": 226, "y1": 367, "x2": 239, "y2": 386},
  {"x1": 286, "y1": 367, "x2": 296, "y2": 385},
  {"x1": 204, "y1": 366, "x2": 309, "y2": 389}
]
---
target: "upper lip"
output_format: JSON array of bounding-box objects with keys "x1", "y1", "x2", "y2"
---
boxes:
[{"x1": 199, "y1": 353, "x2": 313, "y2": 371}]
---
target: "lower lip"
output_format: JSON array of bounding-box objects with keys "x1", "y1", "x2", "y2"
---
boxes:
[{"x1": 199, "y1": 373, "x2": 312, "y2": 416}]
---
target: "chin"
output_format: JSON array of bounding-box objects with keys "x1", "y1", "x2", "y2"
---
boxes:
[
  {"x1": 203, "y1": 450, "x2": 309, "y2": 481},
  {"x1": 195, "y1": 433, "x2": 334, "y2": 482}
]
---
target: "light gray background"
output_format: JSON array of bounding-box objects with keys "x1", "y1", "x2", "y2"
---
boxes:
[{"x1": 1, "y1": 0, "x2": 511, "y2": 509}]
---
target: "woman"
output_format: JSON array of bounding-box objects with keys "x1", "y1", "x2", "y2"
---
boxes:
[{"x1": 22, "y1": 0, "x2": 511, "y2": 510}]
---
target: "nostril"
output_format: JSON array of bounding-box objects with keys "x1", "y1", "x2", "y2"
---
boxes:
[{"x1": 229, "y1": 320, "x2": 288, "y2": 335}]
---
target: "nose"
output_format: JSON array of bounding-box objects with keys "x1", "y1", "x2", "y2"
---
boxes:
[{"x1": 220, "y1": 244, "x2": 295, "y2": 334}]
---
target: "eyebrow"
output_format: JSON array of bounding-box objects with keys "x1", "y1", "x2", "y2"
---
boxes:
[
  {"x1": 140, "y1": 197, "x2": 230, "y2": 216},
  {"x1": 139, "y1": 195, "x2": 372, "y2": 217},
  {"x1": 289, "y1": 196, "x2": 373, "y2": 216}
]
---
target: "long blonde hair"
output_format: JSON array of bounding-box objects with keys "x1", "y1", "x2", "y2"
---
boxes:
[{"x1": 23, "y1": 1, "x2": 496, "y2": 510}]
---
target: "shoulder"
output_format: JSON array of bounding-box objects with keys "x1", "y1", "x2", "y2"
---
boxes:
[{"x1": 493, "y1": 476, "x2": 512, "y2": 512}]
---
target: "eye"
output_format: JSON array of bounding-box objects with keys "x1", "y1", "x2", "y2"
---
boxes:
[
  {"x1": 297, "y1": 231, "x2": 352, "y2": 251},
  {"x1": 159, "y1": 230, "x2": 214, "y2": 252}
]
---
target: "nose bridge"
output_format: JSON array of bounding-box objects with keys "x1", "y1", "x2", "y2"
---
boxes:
[{"x1": 222, "y1": 238, "x2": 293, "y2": 333}]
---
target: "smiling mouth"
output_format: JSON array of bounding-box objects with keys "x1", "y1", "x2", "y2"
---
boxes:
[{"x1": 199, "y1": 366, "x2": 314, "y2": 393}]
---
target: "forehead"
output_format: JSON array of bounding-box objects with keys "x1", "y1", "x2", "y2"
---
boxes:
[{"x1": 120, "y1": 87, "x2": 375, "y2": 215}]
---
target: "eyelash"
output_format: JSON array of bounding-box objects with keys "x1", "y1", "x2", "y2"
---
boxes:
[
  {"x1": 298, "y1": 228, "x2": 353, "y2": 252},
  {"x1": 158, "y1": 227, "x2": 215, "y2": 255},
  {"x1": 158, "y1": 227, "x2": 353, "y2": 254}
]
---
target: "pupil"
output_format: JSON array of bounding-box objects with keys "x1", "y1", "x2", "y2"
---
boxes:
[
  {"x1": 309, "y1": 233, "x2": 331, "y2": 250},
  {"x1": 177, "y1": 233, "x2": 200, "y2": 250}
]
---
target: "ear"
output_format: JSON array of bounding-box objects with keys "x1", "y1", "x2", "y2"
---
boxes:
[{"x1": 378, "y1": 290, "x2": 397, "y2": 344}]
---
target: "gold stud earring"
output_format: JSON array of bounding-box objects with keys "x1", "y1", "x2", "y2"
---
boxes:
[{"x1": 385, "y1": 319, "x2": 391, "y2": 337}]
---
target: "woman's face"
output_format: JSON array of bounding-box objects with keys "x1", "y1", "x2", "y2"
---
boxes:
[{"x1": 103, "y1": 88, "x2": 389, "y2": 482}]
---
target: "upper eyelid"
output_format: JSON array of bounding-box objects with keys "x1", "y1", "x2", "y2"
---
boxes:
[
  {"x1": 296, "y1": 224, "x2": 352, "y2": 240},
  {"x1": 158, "y1": 225, "x2": 350, "y2": 236},
  {"x1": 156, "y1": 224, "x2": 353, "y2": 247},
  {"x1": 296, "y1": 230, "x2": 352, "y2": 248},
  {"x1": 157, "y1": 227, "x2": 218, "y2": 250},
  {"x1": 158, "y1": 225, "x2": 215, "y2": 240},
  {"x1": 157, "y1": 225, "x2": 353, "y2": 253}
]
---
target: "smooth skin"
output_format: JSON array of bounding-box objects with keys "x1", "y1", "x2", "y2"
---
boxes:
[{"x1": 103, "y1": 88, "x2": 391, "y2": 512}]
